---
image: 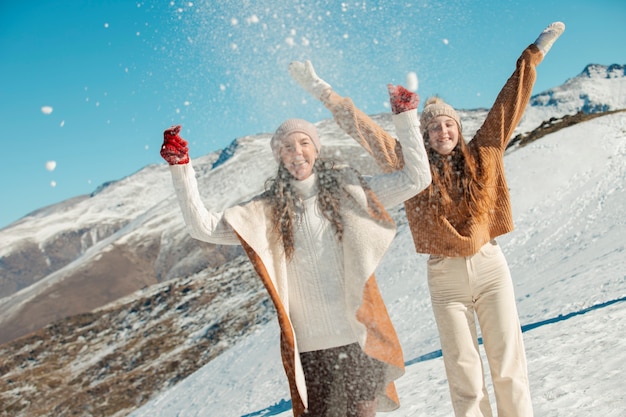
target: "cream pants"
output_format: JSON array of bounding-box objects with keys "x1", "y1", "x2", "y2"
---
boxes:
[{"x1": 427, "y1": 240, "x2": 533, "y2": 417}]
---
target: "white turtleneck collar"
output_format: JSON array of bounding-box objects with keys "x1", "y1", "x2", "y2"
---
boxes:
[{"x1": 291, "y1": 172, "x2": 318, "y2": 199}]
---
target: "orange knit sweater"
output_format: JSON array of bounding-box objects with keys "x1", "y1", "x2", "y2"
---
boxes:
[{"x1": 323, "y1": 45, "x2": 544, "y2": 257}]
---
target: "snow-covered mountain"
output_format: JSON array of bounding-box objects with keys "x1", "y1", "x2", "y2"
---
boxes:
[
  {"x1": 519, "y1": 63, "x2": 626, "y2": 131},
  {"x1": 0, "y1": 63, "x2": 625, "y2": 417}
]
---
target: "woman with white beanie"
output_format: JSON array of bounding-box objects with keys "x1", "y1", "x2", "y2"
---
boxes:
[
  {"x1": 160, "y1": 84, "x2": 431, "y2": 416},
  {"x1": 288, "y1": 22, "x2": 565, "y2": 417}
]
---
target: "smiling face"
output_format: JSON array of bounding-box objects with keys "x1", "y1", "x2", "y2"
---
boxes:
[
  {"x1": 279, "y1": 132, "x2": 319, "y2": 180},
  {"x1": 426, "y1": 115, "x2": 460, "y2": 155}
]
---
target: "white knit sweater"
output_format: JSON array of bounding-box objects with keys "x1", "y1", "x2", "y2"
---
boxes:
[{"x1": 287, "y1": 174, "x2": 354, "y2": 352}]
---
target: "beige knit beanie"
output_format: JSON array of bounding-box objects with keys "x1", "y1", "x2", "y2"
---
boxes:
[
  {"x1": 419, "y1": 96, "x2": 462, "y2": 135},
  {"x1": 270, "y1": 118, "x2": 321, "y2": 162}
]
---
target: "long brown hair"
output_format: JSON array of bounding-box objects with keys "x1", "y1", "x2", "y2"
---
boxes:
[
  {"x1": 264, "y1": 158, "x2": 348, "y2": 260},
  {"x1": 423, "y1": 131, "x2": 489, "y2": 220}
]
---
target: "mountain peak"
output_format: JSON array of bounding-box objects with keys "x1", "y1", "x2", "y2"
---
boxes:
[
  {"x1": 514, "y1": 62, "x2": 626, "y2": 134},
  {"x1": 581, "y1": 63, "x2": 626, "y2": 79}
]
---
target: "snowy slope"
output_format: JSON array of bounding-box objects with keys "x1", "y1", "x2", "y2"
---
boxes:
[{"x1": 129, "y1": 90, "x2": 626, "y2": 415}]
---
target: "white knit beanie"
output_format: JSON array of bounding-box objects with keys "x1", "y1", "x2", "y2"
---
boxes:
[
  {"x1": 419, "y1": 96, "x2": 462, "y2": 135},
  {"x1": 270, "y1": 118, "x2": 321, "y2": 162}
]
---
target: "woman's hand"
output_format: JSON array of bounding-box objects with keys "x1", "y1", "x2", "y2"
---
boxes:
[
  {"x1": 388, "y1": 84, "x2": 419, "y2": 114},
  {"x1": 161, "y1": 125, "x2": 190, "y2": 165}
]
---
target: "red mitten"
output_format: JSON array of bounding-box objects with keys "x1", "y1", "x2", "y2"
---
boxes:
[
  {"x1": 388, "y1": 84, "x2": 420, "y2": 114},
  {"x1": 161, "y1": 125, "x2": 189, "y2": 165}
]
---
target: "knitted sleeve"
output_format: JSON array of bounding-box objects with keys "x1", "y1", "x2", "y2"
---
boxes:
[
  {"x1": 365, "y1": 110, "x2": 431, "y2": 208},
  {"x1": 169, "y1": 162, "x2": 241, "y2": 245},
  {"x1": 323, "y1": 90, "x2": 404, "y2": 173},
  {"x1": 472, "y1": 45, "x2": 544, "y2": 151}
]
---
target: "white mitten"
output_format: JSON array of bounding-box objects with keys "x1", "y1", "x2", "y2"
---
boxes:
[
  {"x1": 288, "y1": 60, "x2": 332, "y2": 100},
  {"x1": 534, "y1": 21, "x2": 565, "y2": 56}
]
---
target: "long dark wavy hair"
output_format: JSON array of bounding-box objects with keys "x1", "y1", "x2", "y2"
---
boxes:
[
  {"x1": 264, "y1": 158, "x2": 351, "y2": 260},
  {"x1": 423, "y1": 131, "x2": 490, "y2": 221}
]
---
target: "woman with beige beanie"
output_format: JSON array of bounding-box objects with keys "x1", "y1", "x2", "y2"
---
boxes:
[
  {"x1": 289, "y1": 21, "x2": 565, "y2": 417},
  {"x1": 161, "y1": 84, "x2": 431, "y2": 416}
]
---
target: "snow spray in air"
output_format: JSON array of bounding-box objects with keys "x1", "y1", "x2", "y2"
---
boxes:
[{"x1": 406, "y1": 71, "x2": 418, "y2": 92}]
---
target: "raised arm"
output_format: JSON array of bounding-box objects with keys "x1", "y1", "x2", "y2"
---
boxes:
[
  {"x1": 469, "y1": 22, "x2": 564, "y2": 149},
  {"x1": 364, "y1": 100, "x2": 431, "y2": 208},
  {"x1": 161, "y1": 125, "x2": 240, "y2": 245}
]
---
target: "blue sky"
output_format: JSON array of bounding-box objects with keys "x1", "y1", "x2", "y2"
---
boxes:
[{"x1": 1, "y1": 0, "x2": 625, "y2": 229}]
